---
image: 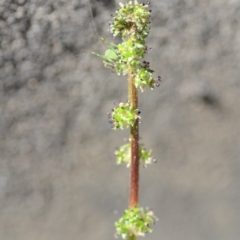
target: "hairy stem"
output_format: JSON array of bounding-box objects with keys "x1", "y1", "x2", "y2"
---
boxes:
[
  {"x1": 128, "y1": 69, "x2": 139, "y2": 209},
  {"x1": 129, "y1": 234, "x2": 136, "y2": 240}
]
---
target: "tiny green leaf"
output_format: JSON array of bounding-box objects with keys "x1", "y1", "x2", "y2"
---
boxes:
[{"x1": 104, "y1": 49, "x2": 118, "y2": 62}]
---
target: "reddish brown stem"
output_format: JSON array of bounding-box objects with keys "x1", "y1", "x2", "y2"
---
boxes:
[{"x1": 128, "y1": 70, "x2": 139, "y2": 208}]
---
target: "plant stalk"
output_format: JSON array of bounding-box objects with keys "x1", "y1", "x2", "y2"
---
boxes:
[
  {"x1": 129, "y1": 235, "x2": 136, "y2": 240},
  {"x1": 128, "y1": 69, "x2": 139, "y2": 209}
]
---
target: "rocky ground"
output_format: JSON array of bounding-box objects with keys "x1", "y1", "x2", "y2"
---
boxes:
[{"x1": 0, "y1": 0, "x2": 240, "y2": 239}]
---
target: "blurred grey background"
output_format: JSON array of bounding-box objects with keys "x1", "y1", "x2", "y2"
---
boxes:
[{"x1": 0, "y1": 0, "x2": 240, "y2": 239}]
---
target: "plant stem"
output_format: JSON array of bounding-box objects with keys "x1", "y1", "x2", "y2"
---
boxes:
[
  {"x1": 128, "y1": 69, "x2": 139, "y2": 209},
  {"x1": 129, "y1": 235, "x2": 136, "y2": 240}
]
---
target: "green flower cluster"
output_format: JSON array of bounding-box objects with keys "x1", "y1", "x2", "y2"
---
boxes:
[
  {"x1": 94, "y1": 1, "x2": 161, "y2": 91},
  {"x1": 115, "y1": 207, "x2": 158, "y2": 239},
  {"x1": 109, "y1": 1, "x2": 159, "y2": 91},
  {"x1": 108, "y1": 102, "x2": 140, "y2": 130},
  {"x1": 111, "y1": 1, "x2": 151, "y2": 41},
  {"x1": 115, "y1": 141, "x2": 156, "y2": 167}
]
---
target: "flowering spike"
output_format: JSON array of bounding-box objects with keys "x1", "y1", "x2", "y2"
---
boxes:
[{"x1": 93, "y1": 1, "x2": 161, "y2": 239}]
